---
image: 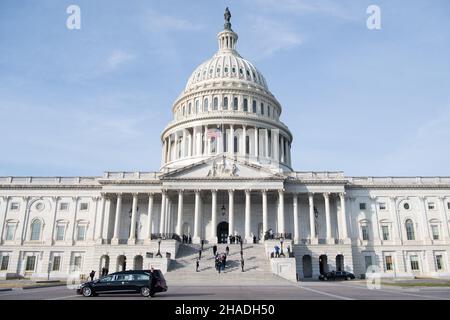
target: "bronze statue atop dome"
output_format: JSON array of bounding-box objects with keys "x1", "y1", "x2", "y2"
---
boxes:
[{"x1": 224, "y1": 7, "x2": 232, "y2": 30}]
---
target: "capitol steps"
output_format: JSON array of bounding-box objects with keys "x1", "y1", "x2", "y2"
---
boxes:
[{"x1": 164, "y1": 243, "x2": 290, "y2": 285}]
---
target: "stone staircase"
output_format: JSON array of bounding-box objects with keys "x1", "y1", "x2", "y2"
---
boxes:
[{"x1": 164, "y1": 243, "x2": 290, "y2": 285}]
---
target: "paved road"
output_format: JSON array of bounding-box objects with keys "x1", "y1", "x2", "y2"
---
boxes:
[{"x1": 1, "y1": 281, "x2": 450, "y2": 300}]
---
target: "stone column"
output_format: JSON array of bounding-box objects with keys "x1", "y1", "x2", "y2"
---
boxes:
[
  {"x1": 111, "y1": 194, "x2": 122, "y2": 244},
  {"x1": 323, "y1": 193, "x2": 332, "y2": 243},
  {"x1": 176, "y1": 190, "x2": 184, "y2": 236},
  {"x1": 229, "y1": 125, "x2": 234, "y2": 155},
  {"x1": 439, "y1": 197, "x2": 450, "y2": 240},
  {"x1": 174, "y1": 132, "x2": 179, "y2": 160},
  {"x1": 161, "y1": 139, "x2": 167, "y2": 166},
  {"x1": 419, "y1": 196, "x2": 432, "y2": 244},
  {"x1": 193, "y1": 190, "x2": 201, "y2": 243},
  {"x1": 262, "y1": 190, "x2": 268, "y2": 242},
  {"x1": 280, "y1": 135, "x2": 285, "y2": 163},
  {"x1": 272, "y1": 129, "x2": 279, "y2": 162},
  {"x1": 293, "y1": 193, "x2": 299, "y2": 244},
  {"x1": 145, "y1": 194, "x2": 154, "y2": 242},
  {"x1": 245, "y1": 190, "x2": 252, "y2": 243},
  {"x1": 182, "y1": 130, "x2": 187, "y2": 157},
  {"x1": 264, "y1": 129, "x2": 269, "y2": 158},
  {"x1": 49, "y1": 196, "x2": 60, "y2": 244},
  {"x1": 19, "y1": 196, "x2": 31, "y2": 243},
  {"x1": 308, "y1": 193, "x2": 317, "y2": 242},
  {"x1": 193, "y1": 127, "x2": 197, "y2": 156},
  {"x1": 90, "y1": 196, "x2": 100, "y2": 242},
  {"x1": 254, "y1": 127, "x2": 259, "y2": 158},
  {"x1": 159, "y1": 191, "x2": 167, "y2": 234},
  {"x1": 228, "y1": 190, "x2": 234, "y2": 238},
  {"x1": 278, "y1": 189, "x2": 285, "y2": 235},
  {"x1": 128, "y1": 193, "x2": 138, "y2": 244},
  {"x1": 339, "y1": 193, "x2": 349, "y2": 242},
  {"x1": 242, "y1": 125, "x2": 247, "y2": 156},
  {"x1": 95, "y1": 194, "x2": 106, "y2": 244},
  {"x1": 210, "y1": 190, "x2": 218, "y2": 243},
  {"x1": 167, "y1": 135, "x2": 172, "y2": 162},
  {"x1": 370, "y1": 196, "x2": 382, "y2": 244},
  {"x1": 204, "y1": 126, "x2": 208, "y2": 155},
  {"x1": 0, "y1": 196, "x2": 10, "y2": 244}
]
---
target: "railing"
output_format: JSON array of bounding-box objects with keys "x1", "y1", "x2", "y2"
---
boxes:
[
  {"x1": 150, "y1": 233, "x2": 181, "y2": 242},
  {"x1": 263, "y1": 233, "x2": 292, "y2": 240}
]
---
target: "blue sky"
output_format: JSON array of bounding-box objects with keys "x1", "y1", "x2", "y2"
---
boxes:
[{"x1": 0, "y1": 0, "x2": 449, "y2": 177}]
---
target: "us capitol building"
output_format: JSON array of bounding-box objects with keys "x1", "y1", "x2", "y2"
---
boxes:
[{"x1": 1, "y1": 9, "x2": 449, "y2": 281}]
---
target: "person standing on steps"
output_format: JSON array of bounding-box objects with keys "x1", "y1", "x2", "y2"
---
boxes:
[
  {"x1": 196, "y1": 258, "x2": 200, "y2": 272},
  {"x1": 241, "y1": 258, "x2": 245, "y2": 272},
  {"x1": 201, "y1": 239, "x2": 204, "y2": 251},
  {"x1": 148, "y1": 267, "x2": 156, "y2": 298},
  {"x1": 213, "y1": 244, "x2": 217, "y2": 256},
  {"x1": 225, "y1": 245, "x2": 230, "y2": 256},
  {"x1": 198, "y1": 249, "x2": 202, "y2": 260}
]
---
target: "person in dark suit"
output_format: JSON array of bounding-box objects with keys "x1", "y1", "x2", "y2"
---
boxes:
[
  {"x1": 241, "y1": 258, "x2": 244, "y2": 272},
  {"x1": 89, "y1": 270, "x2": 95, "y2": 281},
  {"x1": 225, "y1": 246, "x2": 230, "y2": 255},
  {"x1": 149, "y1": 267, "x2": 156, "y2": 297},
  {"x1": 199, "y1": 249, "x2": 202, "y2": 260},
  {"x1": 196, "y1": 258, "x2": 200, "y2": 272},
  {"x1": 213, "y1": 244, "x2": 217, "y2": 256}
]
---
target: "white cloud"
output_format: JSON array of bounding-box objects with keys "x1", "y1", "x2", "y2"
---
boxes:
[
  {"x1": 243, "y1": 16, "x2": 303, "y2": 59},
  {"x1": 146, "y1": 10, "x2": 203, "y2": 31},
  {"x1": 246, "y1": 0, "x2": 357, "y2": 21},
  {"x1": 105, "y1": 50, "x2": 135, "y2": 71}
]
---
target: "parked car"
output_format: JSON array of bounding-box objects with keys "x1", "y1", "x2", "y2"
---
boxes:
[
  {"x1": 319, "y1": 271, "x2": 355, "y2": 281},
  {"x1": 77, "y1": 269, "x2": 167, "y2": 297}
]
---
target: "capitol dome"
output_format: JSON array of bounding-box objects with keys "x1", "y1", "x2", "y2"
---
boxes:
[{"x1": 161, "y1": 8, "x2": 293, "y2": 173}]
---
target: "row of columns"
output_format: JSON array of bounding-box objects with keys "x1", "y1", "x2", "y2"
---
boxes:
[
  {"x1": 106, "y1": 190, "x2": 349, "y2": 244},
  {"x1": 162, "y1": 125, "x2": 292, "y2": 167}
]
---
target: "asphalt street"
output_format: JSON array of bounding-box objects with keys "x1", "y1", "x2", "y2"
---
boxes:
[{"x1": 1, "y1": 281, "x2": 450, "y2": 300}]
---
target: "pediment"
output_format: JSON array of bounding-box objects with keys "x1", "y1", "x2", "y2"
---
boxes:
[{"x1": 161, "y1": 156, "x2": 284, "y2": 180}]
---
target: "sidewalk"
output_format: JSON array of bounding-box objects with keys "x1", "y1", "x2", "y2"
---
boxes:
[{"x1": 0, "y1": 279, "x2": 66, "y2": 291}]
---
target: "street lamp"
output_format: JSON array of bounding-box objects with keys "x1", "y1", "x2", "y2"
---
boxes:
[{"x1": 156, "y1": 238, "x2": 162, "y2": 258}]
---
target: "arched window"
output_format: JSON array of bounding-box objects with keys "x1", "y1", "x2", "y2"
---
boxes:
[
  {"x1": 261, "y1": 103, "x2": 264, "y2": 115},
  {"x1": 405, "y1": 219, "x2": 415, "y2": 240},
  {"x1": 195, "y1": 100, "x2": 199, "y2": 113},
  {"x1": 30, "y1": 220, "x2": 42, "y2": 241},
  {"x1": 188, "y1": 103, "x2": 192, "y2": 114},
  {"x1": 243, "y1": 98, "x2": 248, "y2": 112},
  {"x1": 252, "y1": 100, "x2": 257, "y2": 113},
  {"x1": 182, "y1": 105, "x2": 186, "y2": 116},
  {"x1": 233, "y1": 97, "x2": 238, "y2": 111},
  {"x1": 203, "y1": 98, "x2": 208, "y2": 112},
  {"x1": 233, "y1": 136, "x2": 238, "y2": 153},
  {"x1": 213, "y1": 97, "x2": 218, "y2": 110},
  {"x1": 223, "y1": 97, "x2": 228, "y2": 110}
]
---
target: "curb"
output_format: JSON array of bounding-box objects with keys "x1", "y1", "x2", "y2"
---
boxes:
[
  {"x1": 0, "y1": 288, "x2": 13, "y2": 292},
  {"x1": 22, "y1": 283, "x2": 66, "y2": 290}
]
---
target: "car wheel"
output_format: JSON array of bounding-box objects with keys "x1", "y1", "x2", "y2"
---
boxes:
[
  {"x1": 324, "y1": 277, "x2": 328, "y2": 281},
  {"x1": 82, "y1": 287, "x2": 93, "y2": 297},
  {"x1": 140, "y1": 286, "x2": 150, "y2": 297}
]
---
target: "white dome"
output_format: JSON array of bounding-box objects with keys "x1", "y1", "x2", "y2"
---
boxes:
[
  {"x1": 184, "y1": 26, "x2": 268, "y2": 92},
  {"x1": 185, "y1": 53, "x2": 268, "y2": 92}
]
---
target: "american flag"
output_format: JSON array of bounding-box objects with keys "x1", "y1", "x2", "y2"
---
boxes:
[{"x1": 207, "y1": 128, "x2": 221, "y2": 138}]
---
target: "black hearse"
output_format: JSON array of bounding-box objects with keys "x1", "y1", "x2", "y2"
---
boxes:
[{"x1": 77, "y1": 269, "x2": 167, "y2": 297}]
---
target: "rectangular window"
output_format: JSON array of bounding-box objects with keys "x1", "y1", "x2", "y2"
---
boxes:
[
  {"x1": 359, "y1": 203, "x2": 366, "y2": 210},
  {"x1": 76, "y1": 226, "x2": 86, "y2": 241},
  {"x1": 10, "y1": 202, "x2": 19, "y2": 211},
  {"x1": 233, "y1": 97, "x2": 238, "y2": 110},
  {"x1": 25, "y1": 256, "x2": 36, "y2": 271},
  {"x1": 364, "y1": 256, "x2": 373, "y2": 271},
  {"x1": 382, "y1": 226, "x2": 390, "y2": 241},
  {"x1": 56, "y1": 225, "x2": 65, "y2": 241},
  {"x1": 361, "y1": 225, "x2": 369, "y2": 241},
  {"x1": 59, "y1": 203, "x2": 69, "y2": 211},
  {"x1": 260, "y1": 103, "x2": 264, "y2": 115},
  {"x1": 448, "y1": 202, "x2": 450, "y2": 210},
  {"x1": 431, "y1": 225, "x2": 440, "y2": 240},
  {"x1": 74, "y1": 256, "x2": 82, "y2": 270},
  {"x1": 1, "y1": 256, "x2": 9, "y2": 271},
  {"x1": 436, "y1": 255, "x2": 443, "y2": 270},
  {"x1": 79, "y1": 203, "x2": 88, "y2": 211},
  {"x1": 385, "y1": 256, "x2": 393, "y2": 271},
  {"x1": 379, "y1": 202, "x2": 386, "y2": 210},
  {"x1": 410, "y1": 255, "x2": 420, "y2": 271},
  {"x1": 52, "y1": 256, "x2": 61, "y2": 271},
  {"x1": 428, "y1": 202, "x2": 435, "y2": 210},
  {"x1": 5, "y1": 224, "x2": 15, "y2": 241}
]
